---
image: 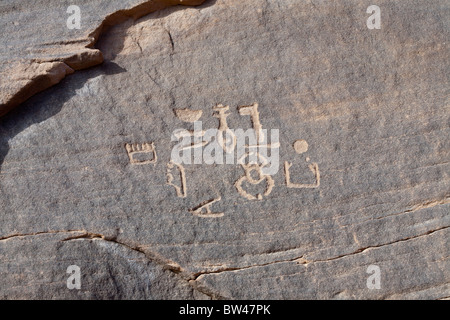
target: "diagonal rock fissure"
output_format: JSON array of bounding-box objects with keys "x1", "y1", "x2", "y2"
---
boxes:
[
  {"x1": 372, "y1": 196, "x2": 450, "y2": 222},
  {"x1": 301, "y1": 226, "x2": 450, "y2": 265},
  {"x1": 0, "y1": 225, "x2": 448, "y2": 297},
  {"x1": 0, "y1": 230, "x2": 87, "y2": 242},
  {"x1": 192, "y1": 255, "x2": 305, "y2": 281},
  {"x1": 0, "y1": 229, "x2": 225, "y2": 299},
  {"x1": 192, "y1": 226, "x2": 449, "y2": 279},
  {"x1": 63, "y1": 231, "x2": 228, "y2": 299}
]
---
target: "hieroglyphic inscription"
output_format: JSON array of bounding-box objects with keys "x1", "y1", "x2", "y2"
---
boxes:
[
  {"x1": 239, "y1": 103, "x2": 264, "y2": 142},
  {"x1": 284, "y1": 161, "x2": 320, "y2": 189},
  {"x1": 234, "y1": 103, "x2": 278, "y2": 200},
  {"x1": 125, "y1": 103, "x2": 323, "y2": 217},
  {"x1": 284, "y1": 140, "x2": 320, "y2": 188},
  {"x1": 189, "y1": 197, "x2": 224, "y2": 218},
  {"x1": 213, "y1": 104, "x2": 237, "y2": 154},
  {"x1": 173, "y1": 108, "x2": 203, "y2": 122},
  {"x1": 166, "y1": 161, "x2": 187, "y2": 198},
  {"x1": 125, "y1": 142, "x2": 157, "y2": 165},
  {"x1": 235, "y1": 165, "x2": 275, "y2": 201}
]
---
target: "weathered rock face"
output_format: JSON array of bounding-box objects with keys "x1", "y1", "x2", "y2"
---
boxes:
[
  {"x1": 0, "y1": 0, "x2": 449, "y2": 299},
  {"x1": 0, "y1": 0, "x2": 206, "y2": 116}
]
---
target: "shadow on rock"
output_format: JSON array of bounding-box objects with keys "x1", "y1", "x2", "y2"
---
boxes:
[
  {"x1": 0, "y1": 61, "x2": 126, "y2": 171},
  {"x1": 0, "y1": 0, "x2": 216, "y2": 171}
]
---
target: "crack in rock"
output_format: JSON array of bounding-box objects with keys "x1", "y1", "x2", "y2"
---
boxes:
[
  {"x1": 0, "y1": 0, "x2": 208, "y2": 117},
  {"x1": 192, "y1": 226, "x2": 449, "y2": 280},
  {"x1": 0, "y1": 229, "x2": 225, "y2": 299}
]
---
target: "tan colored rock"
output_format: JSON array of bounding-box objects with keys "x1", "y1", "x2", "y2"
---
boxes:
[{"x1": 0, "y1": 0, "x2": 206, "y2": 116}]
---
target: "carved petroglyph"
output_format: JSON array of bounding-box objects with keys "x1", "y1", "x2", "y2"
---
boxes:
[
  {"x1": 125, "y1": 105, "x2": 321, "y2": 207},
  {"x1": 246, "y1": 142, "x2": 280, "y2": 150},
  {"x1": 235, "y1": 164, "x2": 275, "y2": 200},
  {"x1": 173, "y1": 108, "x2": 208, "y2": 151},
  {"x1": 294, "y1": 139, "x2": 308, "y2": 154},
  {"x1": 213, "y1": 104, "x2": 237, "y2": 154},
  {"x1": 125, "y1": 142, "x2": 157, "y2": 165},
  {"x1": 174, "y1": 129, "x2": 208, "y2": 150},
  {"x1": 213, "y1": 105, "x2": 232, "y2": 132},
  {"x1": 235, "y1": 152, "x2": 274, "y2": 200},
  {"x1": 174, "y1": 108, "x2": 203, "y2": 122},
  {"x1": 237, "y1": 151, "x2": 269, "y2": 167},
  {"x1": 284, "y1": 140, "x2": 320, "y2": 189},
  {"x1": 239, "y1": 103, "x2": 264, "y2": 142},
  {"x1": 189, "y1": 197, "x2": 224, "y2": 218},
  {"x1": 238, "y1": 103, "x2": 279, "y2": 171},
  {"x1": 166, "y1": 161, "x2": 187, "y2": 198},
  {"x1": 234, "y1": 103, "x2": 278, "y2": 199},
  {"x1": 284, "y1": 161, "x2": 320, "y2": 189}
]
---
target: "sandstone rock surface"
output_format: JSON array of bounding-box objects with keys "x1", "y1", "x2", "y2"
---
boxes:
[
  {"x1": 0, "y1": 0, "x2": 205, "y2": 116},
  {"x1": 0, "y1": 0, "x2": 449, "y2": 299}
]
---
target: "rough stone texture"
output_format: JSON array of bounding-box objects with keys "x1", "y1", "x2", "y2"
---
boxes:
[
  {"x1": 0, "y1": 0, "x2": 206, "y2": 116},
  {"x1": 0, "y1": 0, "x2": 449, "y2": 299}
]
